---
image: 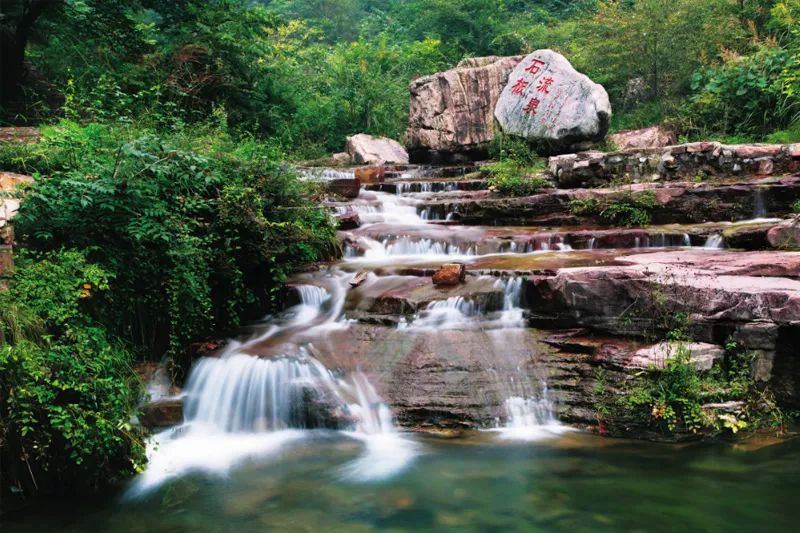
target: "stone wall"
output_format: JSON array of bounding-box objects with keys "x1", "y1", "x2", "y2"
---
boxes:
[{"x1": 550, "y1": 142, "x2": 800, "y2": 188}]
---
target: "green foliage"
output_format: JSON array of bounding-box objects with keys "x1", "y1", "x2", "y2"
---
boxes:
[
  {"x1": 689, "y1": 44, "x2": 799, "y2": 136},
  {"x1": 600, "y1": 191, "x2": 659, "y2": 227},
  {"x1": 483, "y1": 160, "x2": 549, "y2": 197},
  {"x1": 0, "y1": 250, "x2": 146, "y2": 493},
  {"x1": 6, "y1": 119, "x2": 338, "y2": 359},
  {"x1": 569, "y1": 192, "x2": 658, "y2": 226}
]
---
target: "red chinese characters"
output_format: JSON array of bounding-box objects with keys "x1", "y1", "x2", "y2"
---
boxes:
[
  {"x1": 522, "y1": 97, "x2": 541, "y2": 116},
  {"x1": 536, "y1": 76, "x2": 555, "y2": 94},
  {"x1": 510, "y1": 78, "x2": 529, "y2": 96},
  {"x1": 524, "y1": 59, "x2": 545, "y2": 76}
]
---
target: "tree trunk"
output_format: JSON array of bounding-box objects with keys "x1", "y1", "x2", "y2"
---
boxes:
[{"x1": 0, "y1": 0, "x2": 56, "y2": 111}]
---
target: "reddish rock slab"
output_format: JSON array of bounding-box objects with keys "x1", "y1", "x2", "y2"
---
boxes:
[
  {"x1": 432, "y1": 263, "x2": 466, "y2": 286},
  {"x1": 609, "y1": 126, "x2": 676, "y2": 151},
  {"x1": 767, "y1": 222, "x2": 800, "y2": 249},
  {"x1": 734, "y1": 144, "x2": 784, "y2": 159},
  {"x1": 790, "y1": 144, "x2": 800, "y2": 159}
]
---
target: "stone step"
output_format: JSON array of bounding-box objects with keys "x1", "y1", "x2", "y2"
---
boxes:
[
  {"x1": 365, "y1": 179, "x2": 488, "y2": 195},
  {"x1": 415, "y1": 176, "x2": 800, "y2": 225},
  {"x1": 340, "y1": 220, "x2": 794, "y2": 259}
]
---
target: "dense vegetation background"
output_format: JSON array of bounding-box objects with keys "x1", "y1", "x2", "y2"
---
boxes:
[{"x1": 1, "y1": 0, "x2": 799, "y2": 499}]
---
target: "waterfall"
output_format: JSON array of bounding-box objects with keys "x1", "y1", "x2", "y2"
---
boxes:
[
  {"x1": 704, "y1": 234, "x2": 725, "y2": 249},
  {"x1": 496, "y1": 386, "x2": 569, "y2": 441},
  {"x1": 753, "y1": 188, "x2": 767, "y2": 218},
  {"x1": 181, "y1": 355, "x2": 340, "y2": 432},
  {"x1": 402, "y1": 277, "x2": 525, "y2": 331}
]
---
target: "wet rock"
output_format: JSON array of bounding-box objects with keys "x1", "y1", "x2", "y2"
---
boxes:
[
  {"x1": 494, "y1": 50, "x2": 611, "y2": 153},
  {"x1": 354, "y1": 165, "x2": 385, "y2": 184},
  {"x1": 432, "y1": 263, "x2": 466, "y2": 286},
  {"x1": 336, "y1": 211, "x2": 361, "y2": 230},
  {"x1": 405, "y1": 55, "x2": 523, "y2": 160},
  {"x1": 325, "y1": 177, "x2": 361, "y2": 199},
  {"x1": 417, "y1": 179, "x2": 800, "y2": 226},
  {"x1": 609, "y1": 126, "x2": 676, "y2": 151},
  {"x1": 139, "y1": 398, "x2": 184, "y2": 429},
  {"x1": 307, "y1": 323, "x2": 547, "y2": 429},
  {"x1": 350, "y1": 271, "x2": 369, "y2": 287},
  {"x1": 346, "y1": 134, "x2": 409, "y2": 165}
]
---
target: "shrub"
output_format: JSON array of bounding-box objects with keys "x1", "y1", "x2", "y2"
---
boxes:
[
  {"x1": 569, "y1": 192, "x2": 658, "y2": 226},
  {"x1": 484, "y1": 160, "x2": 550, "y2": 196},
  {"x1": 0, "y1": 250, "x2": 146, "y2": 494},
  {"x1": 600, "y1": 191, "x2": 659, "y2": 226},
  {"x1": 8, "y1": 120, "x2": 338, "y2": 360}
]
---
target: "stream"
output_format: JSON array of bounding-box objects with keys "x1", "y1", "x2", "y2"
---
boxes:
[{"x1": 6, "y1": 166, "x2": 800, "y2": 532}]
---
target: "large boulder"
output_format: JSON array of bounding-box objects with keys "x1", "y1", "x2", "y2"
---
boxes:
[
  {"x1": 494, "y1": 50, "x2": 611, "y2": 153},
  {"x1": 404, "y1": 55, "x2": 524, "y2": 162},
  {"x1": 346, "y1": 134, "x2": 409, "y2": 165}
]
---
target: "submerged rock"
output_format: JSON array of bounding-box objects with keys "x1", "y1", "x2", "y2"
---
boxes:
[
  {"x1": 432, "y1": 263, "x2": 467, "y2": 286},
  {"x1": 346, "y1": 134, "x2": 408, "y2": 165},
  {"x1": 405, "y1": 55, "x2": 523, "y2": 161},
  {"x1": 494, "y1": 50, "x2": 611, "y2": 153}
]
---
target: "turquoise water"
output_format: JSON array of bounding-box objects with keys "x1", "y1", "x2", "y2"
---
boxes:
[{"x1": 5, "y1": 431, "x2": 800, "y2": 532}]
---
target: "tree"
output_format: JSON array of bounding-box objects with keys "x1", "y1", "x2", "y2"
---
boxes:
[{"x1": 0, "y1": 0, "x2": 60, "y2": 111}]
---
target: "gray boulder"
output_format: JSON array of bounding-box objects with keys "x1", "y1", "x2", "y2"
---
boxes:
[
  {"x1": 494, "y1": 50, "x2": 611, "y2": 152},
  {"x1": 346, "y1": 134, "x2": 409, "y2": 165},
  {"x1": 404, "y1": 55, "x2": 524, "y2": 161}
]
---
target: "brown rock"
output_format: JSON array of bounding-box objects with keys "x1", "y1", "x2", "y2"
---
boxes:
[
  {"x1": 432, "y1": 263, "x2": 466, "y2": 286},
  {"x1": 790, "y1": 144, "x2": 800, "y2": 159},
  {"x1": 139, "y1": 398, "x2": 184, "y2": 429},
  {"x1": 609, "y1": 126, "x2": 677, "y2": 151},
  {"x1": 0, "y1": 127, "x2": 40, "y2": 144},
  {"x1": 405, "y1": 55, "x2": 523, "y2": 156},
  {"x1": 0, "y1": 172, "x2": 33, "y2": 192},
  {"x1": 336, "y1": 211, "x2": 361, "y2": 230},
  {"x1": 354, "y1": 165, "x2": 385, "y2": 184},
  {"x1": 758, "y1": 159, "x2": 775, "y2": 175},
  {"x1": 325, "y1": 177, "x2": 361, "y2": 199}
]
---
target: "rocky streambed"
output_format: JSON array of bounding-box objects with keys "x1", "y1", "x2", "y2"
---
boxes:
[{"x1": 142, "y1": 146, "x2": 800, "y2": 444}]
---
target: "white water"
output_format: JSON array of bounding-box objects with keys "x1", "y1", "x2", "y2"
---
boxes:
[
  {"x1": 704, "y1": 234, "x2": 725, "y2": 249},
  {"x1": 495, "y1": 391, "x2": 572, "y2": 441},
  {"x1": 128, "y1": 279, "x2": 416, "y2": 497},
  {"x1": 400, "y1": 277, "x2": 525, "y2": 331}
]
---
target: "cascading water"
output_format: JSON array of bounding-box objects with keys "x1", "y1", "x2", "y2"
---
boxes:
[
  {"x1": 704, "y1": 234, "x2": 725, "y2": 249},
  {"x1": 128, "y1": 279, "x2": 415, "y2": 497},
  {"x1": 496, "y1": 386, "x2": 570, "y2": 441},
  {"x1": 753, "y1": 188, "x2": 767, "y2": 218}
]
